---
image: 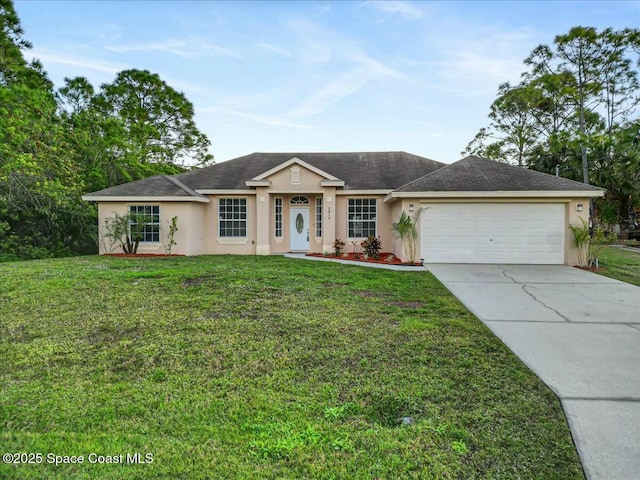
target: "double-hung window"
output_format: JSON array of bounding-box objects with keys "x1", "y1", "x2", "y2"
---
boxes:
[
  {"x1": 129, "y1": 205, "x2": 160, "y2": 242},
  {"x1": 219, "y1": 198, "x2": 247, "y2": 237},
  {"x1": 348, "y1": 198, "x2": 376, "y2": 238}
]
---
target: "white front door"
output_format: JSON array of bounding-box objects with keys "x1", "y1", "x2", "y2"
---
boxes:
[{"x1": 290, "y1": 207, "x2": 310, "y2": 251}]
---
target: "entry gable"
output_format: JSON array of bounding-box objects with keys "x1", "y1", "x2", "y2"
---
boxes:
[{"x1": 245, "y1": 157, "x2": 345, "y2": 188}]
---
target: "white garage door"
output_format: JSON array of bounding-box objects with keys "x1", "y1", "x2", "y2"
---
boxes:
[{"x1": 420, "y1": 203, "x2": 565, "y2": 264}]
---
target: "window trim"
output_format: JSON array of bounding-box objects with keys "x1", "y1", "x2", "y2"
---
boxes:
[
  {"x1": 218, "y1": 197, "x2": 248, "y2": 238},
  {"x1": 315, "y1": 197, "x2": 322, "y2": 238},
  {"x1": 290, "y1": 196, "x2": 309, "y2": 205},
  {"x1": 274, "y1": 197, "x2": 283, "y2": 238},
  {"x1": 347, "y1": 198, "x2": 377, "y2": 239},
  {"x1": 128, "y1": 205, "x2": 160, "y2": 243}
]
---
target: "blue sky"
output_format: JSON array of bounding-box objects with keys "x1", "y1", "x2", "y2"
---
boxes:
[{"x1": 14, "y1": 0, "x2": 640, "y2": 164}]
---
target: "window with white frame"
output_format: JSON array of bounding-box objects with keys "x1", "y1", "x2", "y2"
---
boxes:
[
  {"x1": 274, "y1": 198, "x2": 283, "y2": 238},
  {"x1": 315, "y1": 197, "x2": 322, "y2": 237},
  {"x1": 129, "y1": 205, "x2": 160, "y2": 242},
  {"x1": 219, "y1": 198, "x2": 247, "y2": 237},
  {"x1": 348, "y1": 198, "x2": 376, "y2": 238}
]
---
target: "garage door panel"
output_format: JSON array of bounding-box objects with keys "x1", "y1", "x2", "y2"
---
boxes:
[{"x1": 421, "y1": 203, "x2": 565, "y2": 264}]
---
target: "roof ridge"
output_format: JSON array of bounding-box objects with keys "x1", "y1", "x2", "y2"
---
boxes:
[
  {"x1": 393, "y1": 158, "x2": 457, "y2": 191},
  {"x1": 251, "y1": 150, "x2": 412, "y2": 154},
  {"x1": 162, "y1": 175, "x2": 205, "y2": 197}
]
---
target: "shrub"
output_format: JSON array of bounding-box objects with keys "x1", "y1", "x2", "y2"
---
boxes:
[
  {"x1": 569, "y1": 219, "x2": 617, "y2": 267},
  {"x1": 589, "y1": 226, "x2": 617, "y2": 267},
  {"x1": 361, "y1": 235, "x2": 382, "y2": 259},
  {"x1": 103, "y1": 212, "x2": 153, "y2": 255},
  {"x1": 333, "y1": 238, "x2": 346, "y2": 256},
  {"x1": 164, "y1": 216, "x2": 179, "y2": 255}
]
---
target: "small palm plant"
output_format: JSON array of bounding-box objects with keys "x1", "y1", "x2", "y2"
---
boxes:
[
  {"x1": 568, "y1": 218, "x2": 590, "y2": 267},
  {"x1": 392, "y1": 208, "x2": 425, "y2": 264},
  {"x1": 568, "y1": 218, "x2": 617, "y2": 268}
]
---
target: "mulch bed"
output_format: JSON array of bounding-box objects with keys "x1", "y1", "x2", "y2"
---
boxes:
[
  {"x1": 574, "y1": 266, "x2": 606, "y2": 272},
  {"x1": 306, "y1": 252, "x2": 422, "y2": 266},
  {"x1": 105, "y1": 253, "x2": 185, "y2": 258}
]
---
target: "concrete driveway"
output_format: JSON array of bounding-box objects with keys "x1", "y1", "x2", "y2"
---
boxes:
[{"x1": 426, "y1": 264, "x2": 640, "y2": 480}]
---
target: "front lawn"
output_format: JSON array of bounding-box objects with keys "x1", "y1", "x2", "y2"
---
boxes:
[
  {"x1": 0, "y1": 256, "x2": 583, "y2": 479},
  {"x1": 596, "y1": 246, "x2": 640, "y2": 286}
]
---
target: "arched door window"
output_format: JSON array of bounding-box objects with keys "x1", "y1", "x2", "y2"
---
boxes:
[{"x1": 290, "y1": 196, "x2": 309, "y2": 205}]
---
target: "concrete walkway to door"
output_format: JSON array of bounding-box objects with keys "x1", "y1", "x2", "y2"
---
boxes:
[{"x1": 426, "y1": 264, "x2": 640, "y2": 480}]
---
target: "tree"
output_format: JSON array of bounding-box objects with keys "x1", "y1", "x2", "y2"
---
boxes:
[
  {"x1": 467, "y1": 26, "x2": 640, "y2": 227},
  {"x1": 95, "y1": 69, "x2": 213, "y2": 167},
  {"x1": 0, "y1": 1, "x2": 215, "y2": 260},
  {"x1": 0, "y1": 0, "x2": 29, "y2": 85},
  {"x1": 464, "y1": 83, "x2": 541, "y2": 166},
  {"x1": 57, "y1": 76, "x2": 185, "y2": 195},
  {"x1": 0, "y1": 1, "x2": 91, "y2": 258}
]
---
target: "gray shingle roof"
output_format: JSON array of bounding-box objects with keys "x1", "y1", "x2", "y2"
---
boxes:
[
  {"x1": 395, "y1": 156, "x2": 605, "y2": 192},
  {"x1": 85, "y1": 152, "x2": 446, "y2": 196},
  {"x1": 175, "y1": 152, "x2": 445, "y2": 190},
  {"x1": 83, "y1": 175, "x2": 207, "y2": 198},
  {"x1": 83, "y1": 153, "x2": 604, "y2": 199}
]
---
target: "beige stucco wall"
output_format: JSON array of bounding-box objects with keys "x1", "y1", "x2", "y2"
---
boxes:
[
  {"x1": 387, "y1": 199, "x2": 421, "y2": 262},
  {"x1": 334, "y1": 194, "x2": 394, "y2": 255},
  {"x1": 266, "y1": 194, "x2": 326, "y2": 254},
  {"x1": 260, "y1": 164, "x2": 338, "y2": 254},
  {"x1": 566, "y1": 198, "x2": 591, "y2": 266},
  {"x1": 267, "y1": 166, "x2": 327, "y2": 193},
  {"x1": 97, "y1": 201, "x2": 206, "y2": 255},
  {"x1": 94, "y1": 169, "x2": 593, "y2": 265},
  {"x1": 201, "y1": 195, "x2": 257, "y2": 255}
]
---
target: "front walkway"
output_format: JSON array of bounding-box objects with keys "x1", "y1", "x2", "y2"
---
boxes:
[{"x1": 427, "y1": 264, "x2": 640, "y2": 480}]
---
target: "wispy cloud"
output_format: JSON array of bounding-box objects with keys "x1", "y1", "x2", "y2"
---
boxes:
[
  {"x1": 199, "y1": 42, "x2": 244, "y2": 59},
  {"x1": 105, "y1": 40, "x2": 195, "y2": 57},
  {"x1": 105, "y1": 39, "x2": 243, "y2": 59},
  {"x1": 29, "y1": 48, "x2": 128, "y2": 76},
  {"x1": 362, "y1": 1, "x2": 424, "y2": 20},
  {"x1": 289, "y1": 57, "x2": 401, "y2": 118},
  {"x1": 280, "y1": 17, "x2": 404, "y2": 117},
  {"x1": 289, "y1": 74, "x2": 366, "y2": 118},
  {"x1": 256, "y1": 43, "x2": 294, "y2": 57},
  {"x1": 422, "y1": 26, "x2": 535, "y2": 95},
  {"x1": 199, "y1": 106, "x2": 313, "y2": 130},
  {"x1": 283, "y1": 18, "x2": 334, "y2": 64}
]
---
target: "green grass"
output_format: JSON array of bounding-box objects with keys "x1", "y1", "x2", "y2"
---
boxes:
[
  {"x1": 0, "y1": 256, "x2": 584, "y2": 479},
  {"x1": 596, "y1": 246, "x2": 640, "y2": 286}
]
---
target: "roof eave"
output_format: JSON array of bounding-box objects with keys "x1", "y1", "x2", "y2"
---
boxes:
[
  {"x1": 320, "y1": 180, "x2": 345, "y2": 187},
  {"x1": 81, "y1": 195, "x2": 211, "y2": 203},
  {"x1": 245, "y1": 180, "x2": 270, "y2": 187},
  {"x1": 388, "y1": 190, "x2": 605, "y2": 199}
]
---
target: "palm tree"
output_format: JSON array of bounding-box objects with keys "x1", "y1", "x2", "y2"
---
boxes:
[{"x1": 391, "y1": 208, "x2": 425, "y2": 264}]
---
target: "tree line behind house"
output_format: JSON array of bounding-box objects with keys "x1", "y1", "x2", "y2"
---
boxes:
[
  {"x1": 465, "y1": 26, "x2": 640, "y2": 228},
  {"x1": 0, "y1": 0, "x2": 212, "y2": 261},
  {"x1": 2, "y1": 0, "x2": 639, "y2": 261}
]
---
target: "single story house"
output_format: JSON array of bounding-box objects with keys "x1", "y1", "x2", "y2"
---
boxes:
[{"x1": 82, "y1": 152, "x2": 604, "y2": 265}]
